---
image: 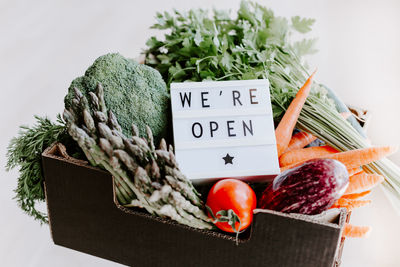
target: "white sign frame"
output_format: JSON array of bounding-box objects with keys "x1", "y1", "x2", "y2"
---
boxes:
[{"x1": 170, "y1": 79, "x2": 280, "y2": 184}]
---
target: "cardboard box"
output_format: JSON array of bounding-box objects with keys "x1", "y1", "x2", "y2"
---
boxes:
[{"x1": 42, "y1": 143, "x2": 347, "y2": 267}]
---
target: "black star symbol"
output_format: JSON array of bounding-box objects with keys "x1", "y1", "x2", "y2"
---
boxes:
[{"x1": 223, "y1": 153, "x2": 234, "y2": 165}]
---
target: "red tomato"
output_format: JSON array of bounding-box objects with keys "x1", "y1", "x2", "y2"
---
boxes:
[{"x1": 206, "y1": 179, "x2": 257, "y2": 233}]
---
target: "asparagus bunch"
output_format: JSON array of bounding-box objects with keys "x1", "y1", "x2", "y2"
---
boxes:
[{"x1": 63, "y1": 84, "x2": 213, "y2": 230}]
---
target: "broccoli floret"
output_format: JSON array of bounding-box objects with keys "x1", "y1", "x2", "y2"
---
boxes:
[{"x1": 64, "y1": 53, "x2": 170, "y2": 144}]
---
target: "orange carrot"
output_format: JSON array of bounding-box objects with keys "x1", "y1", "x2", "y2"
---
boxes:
[
  {"x1": 281, "y1": 146, "x2": 397, "y2": 172},
  {"x1": 283, "y1": 131, "x2": 317, "y2": 153},
  {"x1": 282, "y1": 112, "x2": 349, "y2": 154},
  {"x1": 345, "y1": 172, "x2": 384, "y2": 195},
  {"x1": 279, "y1": 145, "x2": 339, "y2": 167},
  {"x1": 282, "y1": 111, "x2": 348, "y2": 154},
  {"x1": 342, "y1": 223, "x2": 371, "y2": 238},
  {"x1": 331, "y1": 198, "x2": 371, "y2": 211},
  {"x1": 348, "y1": 167, "x2": 362, "y2": 176},
  {"x1": 342, "y1": 190, "x2": 371, "y2": 200},
  {"x1": 275, "y1": 72, "x2": 315, "y2": 157},
  {"x1": 330, "y1": 146, "x2": 397, "y2": 169}
]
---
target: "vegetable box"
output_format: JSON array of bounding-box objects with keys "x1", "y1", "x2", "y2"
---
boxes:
[{"x1": 42, "y1": 142, "x2": 349, "y2": 267}]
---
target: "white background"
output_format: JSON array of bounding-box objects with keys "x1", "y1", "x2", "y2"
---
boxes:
[{"x1": 1, "y1": 0, "x2": 400, "y2": 266}]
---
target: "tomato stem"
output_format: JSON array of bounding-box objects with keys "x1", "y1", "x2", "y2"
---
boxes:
[{"x1": 206, "y1": 205, "x2": 242, "y2": 245}]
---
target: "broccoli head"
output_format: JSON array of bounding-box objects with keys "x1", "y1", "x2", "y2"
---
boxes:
[{"x1": 64, "y1": 53, "x2": 170, "y2": 144}]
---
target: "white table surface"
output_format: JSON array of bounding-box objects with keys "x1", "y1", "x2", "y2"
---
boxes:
[{"x1": 1, "y1": 0, "x2": 400, "y2": 266}]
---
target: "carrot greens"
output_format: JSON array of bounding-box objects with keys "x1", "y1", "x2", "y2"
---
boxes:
[{"x1": 6, "y1": 115, "x2": 83, "y2": 224}]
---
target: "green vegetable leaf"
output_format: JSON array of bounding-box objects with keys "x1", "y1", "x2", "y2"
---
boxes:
[
  {"x1": 182, "y1": 37, "x2": 191, "y2": 48},
  {"x1": 291, "y1": 16, "x2": 316, "y2": 33},
  {"x1": 220, "y1": 52, "x2": 232, "y2": 70},
  {"x1": 145, "y1": 36, "x2": 160, "y2": 49},
  {"x1": 213, "y1": 35, "x2": 220, "y2": 47},
  {"x1": 267, "y1": 17, "x2": 289, "y2": 45},
  {"x1": 292, "y1": 38, "x2": 318, "y2": 56},
  {"x1": 6, "y1": 115, "x2": 83, "y2": 224},
  {"x1": 194, "y1": 31, "x2": 203, "y2": 46}
]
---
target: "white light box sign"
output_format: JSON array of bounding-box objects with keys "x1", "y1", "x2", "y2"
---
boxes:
[{"x1": 170, "y1": 79, "x2": 280, "y2": 183}]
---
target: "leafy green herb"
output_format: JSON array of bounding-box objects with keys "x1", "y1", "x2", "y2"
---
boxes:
[
  {"x1": 6, "y1": 115, "x2": 83, "y2": 224},
  {"x1": 291, "y1": 16, "x2": 316, "y2": 33},
  {"x1": 144, "y1": 1, "x2": 400, "y2": 210},
  {"x1": 144, "y1": 0, "x2": 328, "y2": 121}
]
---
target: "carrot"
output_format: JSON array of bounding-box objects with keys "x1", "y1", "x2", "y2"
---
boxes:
[
  {"x1": 342, "y1": 190, "x2": 371, "y2": 200},
  {"x1": 279, "y1": 145, "x2": 339, "y2": 167},
  {"x1": 342, "y1": 223, "x2": 371, "y2": 238},
  {"x1": 345, "y1": 172, "x2": 384, "y2": 195},
  {"x1": 283, "y1": 131, "x2": 317, "y2": 153},
  {"x1": 281, "y1": 146, "x2": 397, "y2": 172},
  {"x1": 348, "y1": 167, "x2": 362, "y2": 176},
  {"x1": 331, "y1": 198, "x2": 371, "y2": 211},
  {"x1": 331, "y1": 146, "x2": 397, "y2": 169},
  {"x1": 282, "y1": 112, "x2": 349, "y2": 155},
  {"x1": 275, "y1": 71, "x2": 315, "y2": 156}
]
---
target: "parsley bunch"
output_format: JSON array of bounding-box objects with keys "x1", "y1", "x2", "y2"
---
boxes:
[{"x1": 144, "y1": 1, "x2": 329, "y2": 121}]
